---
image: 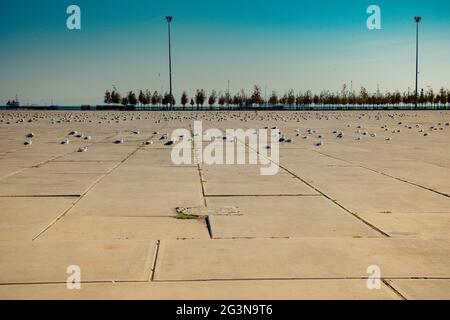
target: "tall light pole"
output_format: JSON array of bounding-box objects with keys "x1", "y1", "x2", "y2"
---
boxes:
[
  {"x1": 414, "y1": 16, "x2": 421, "y2": 109},
  {"x1": 166, "y1": 16, "x2": 173, "y2": 109}
]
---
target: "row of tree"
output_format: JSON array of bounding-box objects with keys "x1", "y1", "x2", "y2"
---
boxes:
[{"x1": 104, "y1": 85, "x2": 450, "y2": 108}]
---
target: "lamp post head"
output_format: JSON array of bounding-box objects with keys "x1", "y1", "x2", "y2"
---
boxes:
[
  {"x1": 166, "y1": 16, "x2": 173, "y2": 23},
  {"x1": 414, "y1": 16, "x2": 421, "y2": 23}
]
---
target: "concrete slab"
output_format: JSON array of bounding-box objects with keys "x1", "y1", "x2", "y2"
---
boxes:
[
  {"x1": 279, "y1": 148, "x2": 351, "y2": 167},
  {"x1": 32, "y1": 161, "x2": 118, "y2": 174},
  {"x1": 70, "y1": 191, "x2": 204, "y2": 217},
  {"x1": 207, "y1": 196, "x2": 380, "y2": 238},
  {"x1": 355, "y1": 160, "x2": 450, "y2": 196},
  {"x1": 209, "y1": 214, "x2": 379, "y2": 239},
  {"x1": 68, "y1": 167, "x2": 204, "y2": 217},
  {"x1": 40, "y1": 216, "x2": 209, "y2": 240},
  {"x1": 124, "y1": 148, "x2": 191, "y2": 167},
  {"x1": 289, "y1": 166, "x2": 450, "y2": 215},
  {"x1": 0, "y1": 197, "x2": 76, "y2": 241},
  {"x1": 386, "y1": 279, "x2": 450, "y2": 300},
  {"x1": 0, "y1": 240, "x2": 156, "y2": 283},
  {"x1": 0, "y1": 279, "x2": 400, "y2": 300},
  {"x1": 155, "y1": 238, "x2": 450, "y2": 281},
  {"x1": 203, "y1": 166, "x2": 317, "y2": 196},
  {"x1": 0, "y1": 171, "x2": 103, "y2": 196},
  {"x1": 356, "y1": 212, "x2": 450, "y2": 239},
  {"x1": 108, "y1": 164, "x2": 201, "y2": 183},
  {"x1": 0, "y1": 163, "x2": 26, "y2": 179},
  {"x1": 56, "y1": 144, "x2": 139, "y2": 161}
]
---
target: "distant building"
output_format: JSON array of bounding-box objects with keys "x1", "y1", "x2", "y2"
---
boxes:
[{"x1": 6, "y1": 96, "x2": 20, "y2": 108}]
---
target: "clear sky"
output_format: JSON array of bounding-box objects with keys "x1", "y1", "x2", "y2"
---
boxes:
[{"x1": 1, "y1": 0, "x2": 449, "y2": 105}]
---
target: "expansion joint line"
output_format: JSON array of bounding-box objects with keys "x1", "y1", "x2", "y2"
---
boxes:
[
  {"x1": 362, "y1": 165, "x2": 450, "y2": 198},
  {"x1": 189, "y1": 125, "x2": 212, "y2": 238},
  {"x1": 315, "y1": 150, "x2": 450, "y2": 199},
  {"x1": 240, "y1": 139, "x2": 390, "y2": 237},
  {"x1": 31, "y1": 143, "x2": 144, "y2": 241},
  {"x1": 150, "y1": 240, "x2": 161, "y2": 281},
  {"x1": 189, "y1": 125, "x2": 207, "y2": 206},
  {"x1": 382, "y1": 279, "x2": 407, "y2": 300},
  {"x1": 0, "y1": 132, "x2": 119, "y2": 181}
]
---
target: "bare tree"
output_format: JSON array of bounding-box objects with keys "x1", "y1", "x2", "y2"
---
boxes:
[
  {"x1": 232, "y1": 93, "x2": 242, "y2": 106},
  {"x1": 208, "y1": 90, "x2": 217, "y2": 109},
  {"x1": 268, "y1": 91, "x2": 278, "y2": 105},
  {"x1": 341, "y1": 84, "x2": 348, "y2": 105},
  {"x1": 250, "y1": 85, "x2": 263, "y2": 105},
  {"x1": 304, "y1": 90, "x2": 313, "y2": 106},
  {"x1": 286, "y1": 89, "x2": 295, "y2": 105},
  {"x1": 138, "y1": 90, "x2": 146, "y2": 106},
  {"x1": 162, "y1": 92, "x2": 169, "y2": 108},
  {"x1": 121, "y1": 96, "x2": 129, "y2": 107},
  {"x1": 127, "y1": 91, "x2": 138, "y2": 106},
  {"x1": 240, "y1": 89, "x2": 247, "y2": 107},
  {"x1": 426, "y1": 88, "x2": 434, "y2": 106},
  {"x1": 162, "y1": 92, "x2": 176, "y2": 109},
  {"x1": 195, "y1": 89, "x2": 206, "y2": 109},
  {"x1": 313, "y1": 94, "x2": 319, "y2": 105},
  {"x1": 181, "y1": 91, "x2": 188, "y2": 109},
  {"x1": 439, "y1": 87, "x2": 448, "y2": 106},
  {"x1": 359, "y1": 87, "x2": 369, "y2": 105},
  {"x1": 104, "y1": 90, "x2": 111, "y2": 104},
  {"x1": 419, "y1": 88, "x2": 425, "y2": 106},
  {"x1": 151, "y1": 91, "x2": 159, "y2": 106},
  {"x1": 218, "y1": 92, "x2": 226, "y2": 106},
  {"x1": 145, "y1": 90, "x2": 151, "y2": 105},
  {"x1": 111, "y1": 91, "x2": 121, "y2": 104},
  {"x1": 225, "y1": 90, "x2": 231, "y2": 106}
]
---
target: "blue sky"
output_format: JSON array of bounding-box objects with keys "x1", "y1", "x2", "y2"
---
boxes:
[{"x1": 1, "y1": 0, "x2": 449, "y2": 105}]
